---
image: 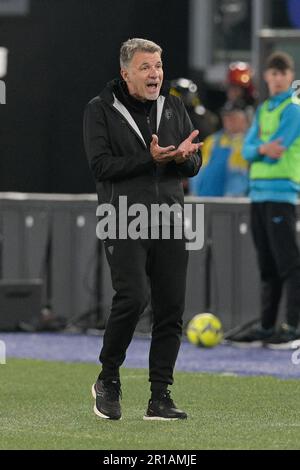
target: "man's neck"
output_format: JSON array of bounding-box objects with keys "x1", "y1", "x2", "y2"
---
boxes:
[
  {"x1": 270, "y1": 87, "x2": 291, "y2": 97},
  {"x1": 130, "y1": 93, "x2": 147, "y2": 103}
]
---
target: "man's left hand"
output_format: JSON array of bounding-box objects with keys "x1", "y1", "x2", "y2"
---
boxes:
[{"x1": 174, "y1": 130, "x2": 203, "y2": 164}]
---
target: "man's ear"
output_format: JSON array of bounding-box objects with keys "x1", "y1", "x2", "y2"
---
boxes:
[
  {"x1": 263, "y1": 70, "x2": 269, "y2": 83},
  {"x1": 120, "y1": 68, "x2": 128, "y2": 81}
]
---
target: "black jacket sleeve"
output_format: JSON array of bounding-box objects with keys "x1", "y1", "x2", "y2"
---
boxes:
[
  {"x1": 175, "y1": 100, "x2": 202, "y2": 178},
  {"x1": 83, "y1": 100, "x2": 153, "y2": 182}
]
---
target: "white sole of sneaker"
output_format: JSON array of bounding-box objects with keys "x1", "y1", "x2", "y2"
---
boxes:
[
  {"x1": 93, "y1": 404, "x2": 111, "y2": 419},
  {"x1": 266, "y1": 339, "x2": 300, "y2": 351},
  {"x1": 143, "y1": 416, "x2": 184, "y2": 421},
  {"x1": 91, "y1": 384, "x2": 122, "y2": 420}
]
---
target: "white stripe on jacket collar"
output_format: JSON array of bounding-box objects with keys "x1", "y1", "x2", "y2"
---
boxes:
[{"x1": 112, "y1": 94, "x2": 166, "y2": 148}]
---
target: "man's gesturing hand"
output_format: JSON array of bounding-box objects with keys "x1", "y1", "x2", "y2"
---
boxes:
[
  {"x1": 174, "y1": 130, "x2": 203, "y2": 164},
  {"x1": 150, "y1": 131, "x2": 202, "y2": 166},
  {"x1": 150, "y1": 134, "x2": 177, "y2": 165}
]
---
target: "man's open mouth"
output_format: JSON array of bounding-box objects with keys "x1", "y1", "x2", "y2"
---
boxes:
[{"x1": 147, "y1": 83, "x2": 159, "y2": 91}]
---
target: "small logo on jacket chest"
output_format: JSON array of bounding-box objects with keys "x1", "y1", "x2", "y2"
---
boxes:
[{"x1": 164, "y1": 108, "x2": 173, "y2": 120}]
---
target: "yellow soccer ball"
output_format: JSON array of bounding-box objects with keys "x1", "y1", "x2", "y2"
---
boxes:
[{"x1": 186, "y1": 313, "x2": 223, "y2": 348}]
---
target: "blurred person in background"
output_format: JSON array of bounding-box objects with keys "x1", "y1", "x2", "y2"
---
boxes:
[
  {"x1": 170, "y1": 78, "x2": 218, "y2": 193},
  {"x1": 190, "y1": 100, "x2": 249, "y2": 197},
  {"x1": 170, "y1": 78, "x2": 219, "y2": 141},
  {"x1": 233, "y1": 52, "x2": 300, "y2": 347},
  {"x1": 226, "y1": 61, "x2": 257, "y2": 108},
  {"x1": 226, "y1": 61, "x2": 257, "y2": 123}
]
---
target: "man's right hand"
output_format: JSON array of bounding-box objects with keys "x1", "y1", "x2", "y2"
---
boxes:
[
  {"x1": 150, "y1": 134, "x2": 177, "y2": 165},
  {"x1": 259, "y1": 139, "x2": 286, "y2": 159}
]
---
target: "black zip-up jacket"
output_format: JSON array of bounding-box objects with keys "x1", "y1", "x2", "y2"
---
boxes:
[{"x1": 83, "y1": 79, "x2": 202, "y2": 211}]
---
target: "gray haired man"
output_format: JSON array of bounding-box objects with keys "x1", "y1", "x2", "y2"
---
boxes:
[{"x1": 84, "y1": 38, "x2": 202, "y2": 420}]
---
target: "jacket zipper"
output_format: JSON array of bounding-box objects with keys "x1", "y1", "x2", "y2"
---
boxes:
[
  {"x1": 147, "y1": 114, "x2": 159, "y2": 202},
  {"x1": 110, "y1": 103, "x2": 159, "y2": 203}
]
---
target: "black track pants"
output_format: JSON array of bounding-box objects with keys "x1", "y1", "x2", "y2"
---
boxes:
[
  {"x1": 99, "y1": 233, "x2": 188, "y2": 386},
  {"x1": 251, "y1": 202, "x2": 300, "y2": 328}
]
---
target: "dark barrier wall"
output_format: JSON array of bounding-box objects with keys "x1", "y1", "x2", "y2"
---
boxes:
[
  {"x1": 2, "y1": 196, "x2": 300, "y2": 330},
  {"x1": 0, "y1": 0, "x2": 189, "y2": 193}
]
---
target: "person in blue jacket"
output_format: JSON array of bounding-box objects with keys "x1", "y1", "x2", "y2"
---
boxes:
[
  {"x1": 190, "y1": 101, "x2": 249, "y2": 197},
  {"x1": 233, "y1": 51, "x2": 300, "y2": 348}
]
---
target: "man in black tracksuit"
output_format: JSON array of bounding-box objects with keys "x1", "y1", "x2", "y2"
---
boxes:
[{"x1": 84, "y1": 38, "x2": 202, "y2": 421}]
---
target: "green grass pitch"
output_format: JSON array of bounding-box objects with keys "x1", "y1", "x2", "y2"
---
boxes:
[{"x1": 1, "y1": 358, "x2": 300, "y2": 450}]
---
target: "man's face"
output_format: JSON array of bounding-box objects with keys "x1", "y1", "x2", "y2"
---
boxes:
[
  {"x1": 264, "y1": 68, "x2": 294, "y2": 96},
  {"x1": 121, "y1": 51, "x2": 163, "y2": 101},
  {"x1": 222, "y1": 111, "x2": 248, "y2": 135}
]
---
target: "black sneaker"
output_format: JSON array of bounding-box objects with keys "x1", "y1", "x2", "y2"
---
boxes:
[
  {"x1": 91, "y1": 379, "x2": 122, "y2": 420},
  {"x1": 143, "y1": 390, "x2": 187, "y2": 421},
  {"x1": 265, "y1": 324, "x2": 300, "y2": 350},
  {"x1": 228, "y1": 326, "x2": 274, "y2": 347}
]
